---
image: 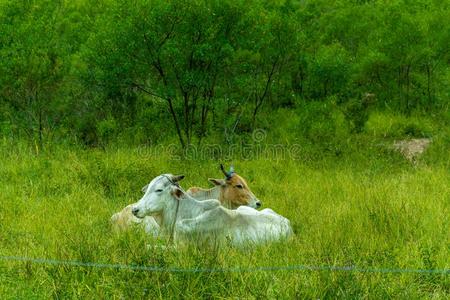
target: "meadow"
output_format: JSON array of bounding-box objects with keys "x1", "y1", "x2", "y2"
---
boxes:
[
  {"x1": 1, "y1": 0, "x2": 450, "y2": 298},
  {"x1": 0, "y1": 136, "x2": 449, "y2": 299}
]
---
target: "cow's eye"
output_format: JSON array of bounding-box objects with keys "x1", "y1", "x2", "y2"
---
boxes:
[
  {"x1": 155, "y1": 189, "x2": 163, "y2": 193},
  {"x1": 235, "y1": 184, "x2": 243, "y2": 189}
]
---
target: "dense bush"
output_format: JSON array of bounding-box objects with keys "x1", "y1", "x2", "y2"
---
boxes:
[
  {"x1": 0, "y1": 0, "x2": 448, "y2": 148},
  {"x1": 365, "y1": 112, "x2": 436, "y2": 139}
]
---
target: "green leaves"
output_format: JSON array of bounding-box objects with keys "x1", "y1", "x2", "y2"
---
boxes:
[{"x1": 1, "y1": 0, "x2": 448, "y2": 146}]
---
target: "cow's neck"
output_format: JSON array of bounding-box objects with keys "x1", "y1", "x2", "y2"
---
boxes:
[
  {"x1": 218, "y1": 186, "x2": 234, "y2": 208},
  {"x1": 190, "y1": 186, "x2": 234, "y2": 208},
  {"x1": 161, "y1": 196, "x2": 208, "y2": 229},
  {"x1": 191, "y1": 186, "x2": 221, "y2": 201}
]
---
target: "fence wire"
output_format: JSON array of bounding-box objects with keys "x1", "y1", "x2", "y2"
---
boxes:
[{"x1": 1, "y1": 255, "x2": 448, "y2": 274}]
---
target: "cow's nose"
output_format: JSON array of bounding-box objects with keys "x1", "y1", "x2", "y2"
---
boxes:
[
  {"x1": 256, "y1": 201, "x2": 261, "y2": 208},
  {"x1": 132, "y1": 207, "x2": 140, "y2": 216}
]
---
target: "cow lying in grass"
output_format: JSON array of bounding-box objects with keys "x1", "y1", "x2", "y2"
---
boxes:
[
  {"x1": 187, "y1": 165, "x2": 262, "y2": 209},
  {"x1": 111, "y1": 166, "x2": 261, "y2": 236},
  {"x1": 110, "y1": 203, "x2": 161, "y2": 236},
  {"x1": 132, "y1": 174, "x2": 292, "y2": 247}
]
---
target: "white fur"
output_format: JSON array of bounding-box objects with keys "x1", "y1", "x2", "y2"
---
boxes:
[
  {"x1": 177, "y1": 206, "x2": 293, "y2": 247},
  {"x1": 111, "y1": 174, "x2": 259, "y2": 235},
  {"x1": 132, "y1": 175, "x2": 293, "y2": 246}
]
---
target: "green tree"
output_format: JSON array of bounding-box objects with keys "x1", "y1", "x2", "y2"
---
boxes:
[
  {"x1": 0, "y1": 0, "x2": 65, "y2": 149},
  {"x1": 84, "y1": 0, "x2": 250, "y2": 148}
]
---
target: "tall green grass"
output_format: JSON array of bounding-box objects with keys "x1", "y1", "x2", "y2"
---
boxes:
[{"x1": 0, "y1": 140, "x2": 449, "y2": 298}]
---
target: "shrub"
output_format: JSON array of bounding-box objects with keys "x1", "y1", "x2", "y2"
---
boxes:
[
  {"x1": 295, "y1": 100, "x2": 350, "y2": 143},
  {"x1": 365, "y1": 112, "x2": 434, "y2": 139},
  {"x1": 96, "y1": 117, "x2": 118, "y2": 146}
]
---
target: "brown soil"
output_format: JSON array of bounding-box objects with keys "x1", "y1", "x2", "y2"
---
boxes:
[{"x1": 392, "y1": 138, "x2": 432, "y2": 162}]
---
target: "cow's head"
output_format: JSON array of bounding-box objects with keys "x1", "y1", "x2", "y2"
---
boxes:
[
  {"x1": 208, "y1": 165, "x2": 261, "y2": 209},
  {"x1": 132, "y1": 174, "x2": 185, "y2": 218}
]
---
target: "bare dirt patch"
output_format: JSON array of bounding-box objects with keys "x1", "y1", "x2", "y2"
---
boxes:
[{"x1": 393, "y1": 138, "x2": 432, "y2": 162}]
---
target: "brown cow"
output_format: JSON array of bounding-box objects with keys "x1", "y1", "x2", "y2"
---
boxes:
[
  {"x1": 111, "y1": 165, "x2": 261, "y2": 235},
  {"x1": 187, "y1": 165, "x2": 261, "y2": 209}
]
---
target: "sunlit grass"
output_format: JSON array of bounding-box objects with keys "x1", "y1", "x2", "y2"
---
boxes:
[{"x1": 0, "y1": 141, "x2": 449, "y2": 298}]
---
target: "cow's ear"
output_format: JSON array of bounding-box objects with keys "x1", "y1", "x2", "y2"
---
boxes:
[
  {"x1": 171, "y1": 187, "x2": 184, "y2": 199},
  {"x1": 208, "y1": 178, "x2": 226, "y2": 186}
]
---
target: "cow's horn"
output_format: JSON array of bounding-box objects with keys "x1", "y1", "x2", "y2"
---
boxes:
[
  {"x1": 229, "y1": 165, "x2": 235, "y2": 174},
  {"x1": 220, "y1": 164, "x2": 228, "y2": 177},
  {"x1": 171, "y1": 174, "x2": 185, "y2": 182},
  {"x1": 220, "y1": 164, "x2": 235, "y2": 179}
]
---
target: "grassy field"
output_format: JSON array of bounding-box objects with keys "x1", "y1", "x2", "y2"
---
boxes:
[{"x1": 0, "y1": 138, "x2": 449, "y2": 299}]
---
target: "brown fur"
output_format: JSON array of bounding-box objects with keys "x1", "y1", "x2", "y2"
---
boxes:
[
  {"x1": 188, "y1": 173, "x2": 259, "y2": 209},
  {"x1": 111, "y1": 205, "x2": 134, "y2": 231},
  {"x1": 111, "y1": 204, "x2": 162, "y2": 232},
  {"x1": 111, "y1": 172, "x2": 259, "y2": 233},
  {"x1": 221, "y1": 174, "x2": 255, "y2": 208}
]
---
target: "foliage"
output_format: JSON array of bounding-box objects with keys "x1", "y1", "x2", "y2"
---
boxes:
[
  {"x1": 1, "y1": 0, "x2": 448, "y2": 148},
  {"x1": 1, "y1": 1, "x2": 449, "y2": 295},
  {"x1": 365, "y1": 111, "x2": 436, "y2": 139}
]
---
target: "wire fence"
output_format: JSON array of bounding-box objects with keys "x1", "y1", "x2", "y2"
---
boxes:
[{"x1": 1, "y1": 255, "x2": 449, "y2": 275}]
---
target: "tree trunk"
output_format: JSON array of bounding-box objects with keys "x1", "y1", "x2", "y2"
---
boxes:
[
  {"x1": 33, "y1": 89, "x2": 43, "y2": 152},
  {"x1": 426, "y1": 63, "x2": 432, "y2": 108},
  {"x1": 167, "y1": 97, "x2": 186, "y2": 149},
  {"x1": 405, "y1": 63, "x2": 411, "y2": 113},
  {"x1": 252, "y1": 59, "x2": 278, "y2": 129}
]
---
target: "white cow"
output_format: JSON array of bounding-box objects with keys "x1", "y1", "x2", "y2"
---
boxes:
[
  {"x1": 132, "y1": 174, "x2": 293, "y2": 247},
  {"x1": 111, "y1": 166, "x2": 261, "y2": 236}
]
